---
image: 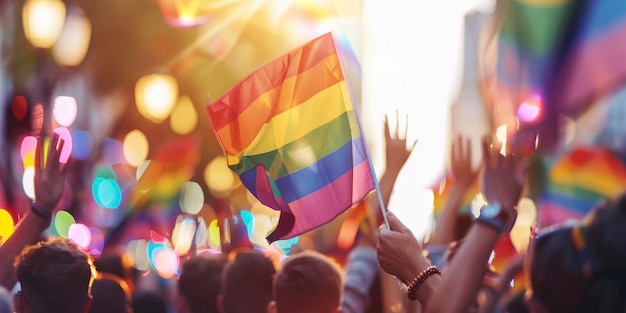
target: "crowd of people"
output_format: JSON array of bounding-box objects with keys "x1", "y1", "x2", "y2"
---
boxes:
[{"x1": 0, "y1": 113, "x2": 625, "y2": 313}]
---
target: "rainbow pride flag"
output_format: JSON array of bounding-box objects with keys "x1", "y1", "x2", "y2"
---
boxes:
[
  {"x1": 539, "y1": 147, "x2": 626, "y2": 227},
  {"x1": 494, "y1": 0, "x2": 626, "y2": 147},
  {"x1": 207, "y1": 33, "x2": 375, "y2": 242}
]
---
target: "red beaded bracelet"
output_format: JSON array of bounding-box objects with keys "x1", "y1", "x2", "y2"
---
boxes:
[{"x1": 406, "y1": 265, "x2": 441, "y2": 300}]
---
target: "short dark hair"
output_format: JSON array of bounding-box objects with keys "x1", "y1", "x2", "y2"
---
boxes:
[
  {"x1": 273, "y1": 251, "x2": 343, "y2": 313},
  {"x1": 178, "y1": 253, "x2": 227, "y2": 313},
  {"x1": 15, "y1": 238, "x2": 95, "y2": 313},
  {"x1": 221, "y1": 249, "x2": 275, "y2": 313}
]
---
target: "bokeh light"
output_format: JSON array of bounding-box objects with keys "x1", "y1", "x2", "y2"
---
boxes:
[
  {"x1": 123, "y1": 129, "x2": 149, "y2": 167},
  {"x1": 22, "y1": 0, "x2": 66, "y2": 49},
  {"x1": 170, "y1": 96, "x2": 198, "y2": 135},
  {"x1": 135, "y1": 74, "x2": 178, "y2": 123},
  {"x1": 172, "y1": 215, "x2": 197, "y2": 256},
  {"x1": 71, "y1": 130, "x2": 93, "y2": 160},
  {"x1": 53, "y1": 96, "x2": 78, "y2": 126},
  {"x1": 54, "y1": 127, "x2": 73, "y2": 163},
  {"x1": 12, "y1": 96, "x2": 28, "y2": 121},
  {"x1": 52, "y1": 7, "x2": 92, "y2": 67},
  {"x1": 21, "y1": 136, "x2": 37, "y2": 161},
  {"x1": 0, "y1": 209, "x2": 15, "y2": 242},
  {"x1": 204, "y1": 156, "x2": 235, "y2": 198},
  {"x1": 127, "y1": 239, "x2": 149, "y2": 271},
  {"x1": 22, "y1": 166, "x2": 35, "y2": 200},
  {"x1": 337, "y1": 217, "x2": 358, "y2": 250},
  {"x1": 92, "y1": 177, "x2": 122, "y2": 209},
  {"x1": 68, "y1": 223, "x2": 91, "y2": 249},
  {"x1": 273, "y1": 236, "x2": 300, "y2": 255},
  {"x1": 54, "y1": 210, "x2": 76, "y2": 238},
  {"x1": 195, "y1": 217, "x2": 208, "y2": 250},
  {"x1": 517, "y1": 95, "x2": 542, "y2": 122},
  {"x1": 156, "y1": 0, "x2": 212, "y2": 27},
  {"x1": 154, "y1": 248, "x2": 179, "y2": 278},
  {"x1": 510, "y1": 198, "x2": 537, "y2": 253},
  {"x1": 208, "y1": 219, "x2": 221, "y2": 250},
  {"x1": 179, "y1": 181, "x2": 204, "y2": 215}
]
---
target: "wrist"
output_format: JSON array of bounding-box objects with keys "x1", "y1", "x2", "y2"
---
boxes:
[
  {"x1": 31, "y1": 202, "x2": 53, "y2": 218},
  {"x1": 477, "y1": 202, "x2": 516, "y2": 233}
]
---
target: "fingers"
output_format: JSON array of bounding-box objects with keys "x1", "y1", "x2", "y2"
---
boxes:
[
  {"x1": 46, "y1": 133, "x2": 61, "y2": 171},
  {"x1": 464, "y1": 137, "x2": 472, "y2": 166},
  {"x1": 481, "y1": 138, "x2": 492, "y2": 167},
  {"x1": 36, "y1": 136, "x2": 43, "y2": 170},
  {"x1": 384, "y1": 114, "x2": 391, "y2": 140}
]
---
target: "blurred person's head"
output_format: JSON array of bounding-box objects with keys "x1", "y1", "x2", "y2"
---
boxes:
[
  {"x1": 0, "y1": 286, "x2": 14, "y2": 313},
  {"x1": 88, "y1": 273, "x2": 131, "y2": 313},
  {"x1": 526, "y1": 193, "x2": 626, "y2": 312},
  {"x1": 218, "y1": 249, "x2": 275, "y2": 313},
  {"x1": 177, "y1": 253, "x2": 227, "y2": 313},
  {"x1": 14, "y1": 238, "x2": 96, "y2": 313},
  {"x1": 131, "y1": 291, "x2": 168, "y2": 313},
  {"x1": 93, "y1": 253, "x2": 136, "y2": 293},
  {"x1": 269, "y1": 251, "x2": 343, "y2": 313}
]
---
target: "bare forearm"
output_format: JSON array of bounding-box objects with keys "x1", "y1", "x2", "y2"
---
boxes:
[
  {"x1": 426, "y1": 223, "x2": 500, "y2": 313},
  {"x1": 0, "y1": 212, "x2": 49, "y2": 289},
  {"x1": 430, "y1": 184, "x2": 467, "y2": 246}
]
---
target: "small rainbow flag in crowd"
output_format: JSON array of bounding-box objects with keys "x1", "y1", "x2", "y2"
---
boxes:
[
  {"x1": 207, "y1": 32, "x2": 375, "y2": 242},
  {"x1": 495, "y1": 0, "x2": 626, "y2": 147},
  {"x1": 538, "y1": 147, "x2": 626, "y2": 227}
]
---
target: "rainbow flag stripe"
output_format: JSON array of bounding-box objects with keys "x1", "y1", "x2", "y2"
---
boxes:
[
  {"x1": 539, "y1": 147, "x2": 626, "y2": 226},
  {"x1": 207, "y1": 33, "x2": 374, "y2": 241}
]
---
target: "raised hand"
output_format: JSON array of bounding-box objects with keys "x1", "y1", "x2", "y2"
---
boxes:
[
  {"x1": 480, "y1": 139, "x2": 526, "y2": 211},
  {"x1": 34, "y1": 133, "x2": 69, "y2": 213},
  {"x1": 451, "y1": 136, "x2": 479, "y2": 188},
  {"x1": 384, "y1": 111, "x2": 417, "y2": 172}
]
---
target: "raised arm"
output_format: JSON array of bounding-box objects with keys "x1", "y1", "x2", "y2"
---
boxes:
[
  {"x1": 0, "y1": 134, "x2": 68, "y2": 289},
  {"x1": 429, "y1": 136, "x2": 479, "y2": 246},
  {"x1": 425, "y1": 140, "x2": 526, "y2": 313}
]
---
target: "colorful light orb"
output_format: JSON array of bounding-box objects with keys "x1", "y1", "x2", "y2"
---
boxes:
[
  {"x1": 156, "y1": 0, "x2": 212, "y2": 27},
  {"x1": 154, "y1": 248, "x2": 179, "y2": 278},
  {"x1": 337, "y1": 217, "x2": 359, "y2": 250},
  {"x1": 54, "y1": 210, "x2": 75, "y2": 238},
  {"x1": 170, "y1": 96, "x2": 198, "y2": 135},
  {"x1": 51, "y1": 7, "x2": 91, "y2": 67},
  {"x1": 195, "y1": 217, "x2": 208, "y2": 249},
  {"x1": 136, "y1": 159, "x2": 151, "y2": 181},
  {"x1": 179, "y1": 181, "x2": 204, "y2": 215},
  {"x1": 22, "y1": 0, "x2": 66, "y2": 49},
  {"x1": 204, "y1": 156, "x2": 235, "y2": 198},
  {"x1": 510, "y1": 198, "x2": 537, "y2": 253},
  {"x1": 517, "y1": 95, "x2": 543, "y2": 122},
  {"x1": 12, "y1": 96, "x2": 28, "y2": 121},
  {"x1": 71, "y1": 130, "x2": 93, "y2": 160},
  {"x1": 68, "y1": 223, "x2": 91, "y2": 249},
  {"x1": 208, "y1": 219, "x2": 221, "y2": 250},
  {"x1": 127, "y1": 239, "x2": 149, "y2": 271},
  {"x1": 92, "y1": 177, "x2": 122, "y2": 209},
  {"x1": 172, "y1": 215, "x2": 197, "y2": 256},
  {"x1": 53, "y1": 127, "x2": 73, "y2": 163},
  {"x1": 22, "y1": 166, "x2": 36, "y2": 200},
  {"x1": 123, "y1": 129, "x2": 149, "y2": 167},
  {"x1": 21, "y1": 136, "x2": 37, "y2": 161},
  {"x1": 88, "y1": 227, "x2": 104, "y2": 255},
  {"x1": 23, "y1": 150, "x2": 35, "y2": 169},
  {"x1": 53, "y1": 96, "x2": 78, "y2": 127},
  {"x1": 135, "y1": 74, "x2": 178, "y2": 123},
  {"x1": 0, "y1": 209, "x2": 15, "y2": 242}
]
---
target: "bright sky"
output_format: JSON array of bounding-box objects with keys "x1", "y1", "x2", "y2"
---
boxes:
[{"x1": 361, "y1": 0, "x2": 494, "y2": 239}]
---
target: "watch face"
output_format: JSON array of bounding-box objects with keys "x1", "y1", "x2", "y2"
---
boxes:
[{"x1": 482, "y1": 204, "x2": 501, "y2": 218}]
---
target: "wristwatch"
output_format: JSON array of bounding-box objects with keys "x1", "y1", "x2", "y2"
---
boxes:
[{"x1": 477, "y1": 202, "x2": 515, "y2": 233}]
